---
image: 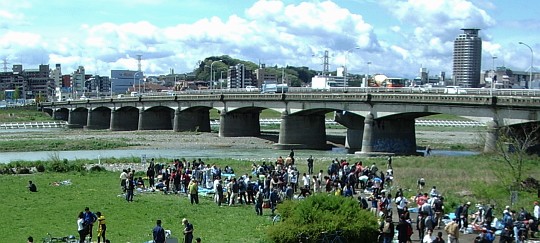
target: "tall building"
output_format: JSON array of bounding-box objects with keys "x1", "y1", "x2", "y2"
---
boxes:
[
  {"x1": 71, "y1": 66, "x2": 86, "y2": 97},
  {"x1": 111, "y1": 70, "x2": 142, "y2": 94},
  {"x1": 228, "y1": 64, "x2": 254, "y2": 89},
  {"x1": 453, "y1": 28, "x2": 482, "y2": 88}
]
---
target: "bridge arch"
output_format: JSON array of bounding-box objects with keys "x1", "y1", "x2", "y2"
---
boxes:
[
  {"x1": 111, "y1": 106, "x2": 139, "y2": 131},
  {"x1": 139, "y1": 105, "x2": 174, "y2": 130},
  {"x1": 86, "y1": 106, "x2": 112, "y2": 130}
]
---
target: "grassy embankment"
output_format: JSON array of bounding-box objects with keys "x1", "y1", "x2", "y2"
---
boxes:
[{"x1": 1, "y1": 155, "x2": 539, "y2": 242}]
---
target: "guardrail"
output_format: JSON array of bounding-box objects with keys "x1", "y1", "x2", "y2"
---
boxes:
[
  {"x1": 0, "y1": 121, "x2": 67, "y2": 129},
  {"x1": 208, "y1": 119, "x2": 484, "y2": 127}
]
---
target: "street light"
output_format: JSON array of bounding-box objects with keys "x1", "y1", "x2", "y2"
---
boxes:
[
  {"x1": 220, "y1": 71, "x2": 225, "y2": 90},
  {"x1": 344, "y1": 46, "x2": 360, "y2": 89},
  {"x1": 366, "y1": 61, "x2": 372, "y2": 87},
  {"x1": 133, "y1": 71, "x2": 142, "y2": 93},
  {"x1": 210, "y1": 60, "x2": 222, "y2": 90},
  {"x1": 491, "y1": 56, "x2": 497, "y2": 90},
  {"x1": 518, "y1": 42, "x2": 534, "y2": 88}
]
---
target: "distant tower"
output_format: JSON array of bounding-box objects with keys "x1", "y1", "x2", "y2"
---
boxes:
[
  {"x1": 136, "y1": 54, "x2": 142, "y2": 72},
  {"x1": 453, "y1": 28, "x2": 482, "y2": 87},
  {"x1": 323, "y1": 50, "x2": 329, "y2": 77},
  {"x1": 2, "y1": 58, "x2": 9, "y2": 72}
]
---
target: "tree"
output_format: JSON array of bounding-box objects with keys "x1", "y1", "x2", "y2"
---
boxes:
[
  {"x1": 495, "y1": 122, "x2": 540, "y2": 190},
  {"x1": 267, "y1": 194, "x2": 378, "y2": 242}
]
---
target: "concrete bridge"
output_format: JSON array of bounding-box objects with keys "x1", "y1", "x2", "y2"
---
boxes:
[{"x1": 39, "y1": 93, "x2": 540, "y2": 155}]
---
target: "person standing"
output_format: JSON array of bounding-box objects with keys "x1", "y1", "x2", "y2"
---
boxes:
[
  {"x1": 83, "y1": 207, "x2": 97, "y2": 242},
  {"x1": 119, "y1": 169, "x2": 128, "y2": 193},
  {"x1": 153, "y1": 220, "x2": 166, "y2": 243},
  {"x1": 146, "y1": 166, "x2": 155, "y2": 188},
  {"x1": 214, "y1": 179, "x2": 223, "y2": 206},
  {"x1": 188, "y1": 179, "x2": 199, "y2": 205},
  {"x1": 396, "y1": 215, "x2": 412, "y2": 243},
  {"x1": 432, "y1": 232, "x2": 445, "y2": 243},
  {"x1": 444, "y1": 218, "x2": 460, "y2": 243},
  {"x1": 379, "y1": 216, "x2": 394, "y2": 243},
  {"x1": 96, "y1": 212, "x2": 107, "y2": 243},
  {"x1": 125, "y1": 175, "x2": 135, "y2": 202},
  {"x1": 77, "y1": 212, "x2": 87, "y2": 243},
  {"x1": 254, "y1": 188, "x2": 264, "y2": 216},
  {"x1": 307, "y1": 155, "x2": 314, "y2": 175},
  {"x1": 182, "y1": 218, "x2": 194, "y2": 243}
]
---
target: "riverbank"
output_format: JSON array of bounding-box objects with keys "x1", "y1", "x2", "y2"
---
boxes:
[{"x1": 0, "y1": 128, "x2": 482, "y2": 151}]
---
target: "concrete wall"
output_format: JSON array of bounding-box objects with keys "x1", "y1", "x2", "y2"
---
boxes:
[
  {"x1": 67, "y1": 108, "x2": 88, "y2": 128},
  {"x1": 276, "y1": 113, "x2": 328, "y2": 150},
  {"x1": 173, "y1": 108, "x2": 211, "y2": 132},
  {"x1": 85, "y1": 107, "x2": 111, "y2": 129},
  {"x1": 219, "y1": 110, "x2": 261, "y2": 137},
  {"x1": 110, "y1": 107, "x2": 139, "y2": 131},
  {"x1": 138, "y1": 106, "x2": 174, "y2": 130}
]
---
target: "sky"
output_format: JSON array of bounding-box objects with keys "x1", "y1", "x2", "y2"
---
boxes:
[{"x1": 0, "y1": 0, "x2": 539, "y2": 79}]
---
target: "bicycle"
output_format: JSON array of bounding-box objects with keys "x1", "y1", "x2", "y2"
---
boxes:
[
  {"x1": 42, "y1": 233, "x2": 78, "y2": 243},
  {"x1": 318, "y1": 230, "x2": 346, "y2": 243}
]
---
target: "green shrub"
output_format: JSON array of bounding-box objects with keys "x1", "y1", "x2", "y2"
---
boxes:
[
  {"x1": 35, "y1": 162, "x2": 46, "y2": 172},
  {"x1": 89, "y1": 165, "x2": 106, "y2": 172},
  {"x1": 267, "y1": 194, "x2": 378, "y2": 243},
  {"x1": 16, "y1": 167, "x2": 31, "y2": 174}
]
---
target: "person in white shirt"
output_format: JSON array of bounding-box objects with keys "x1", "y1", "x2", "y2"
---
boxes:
[
  {"x1": 302, "y1": 173, "x2": 310, "y2": 190},
  {"x1": 422, "y1": 229, "x2": 435, "y2": 243},
  {"x1": 534, "y1": 201, "x2": 540, "y2": 219}
]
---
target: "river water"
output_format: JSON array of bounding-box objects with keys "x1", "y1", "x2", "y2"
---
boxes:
[{"x1": 0, "y1": 128, "x2": 479, "y2": 164}]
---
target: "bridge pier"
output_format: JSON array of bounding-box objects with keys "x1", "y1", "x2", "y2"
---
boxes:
[
  {"x1": 173, "y1": 109, "x2": 211, "y2": 132},
  {"x1": 275, "y1": 112, "x2": 329, "y2": 150},
  {"x1": 357, "y1": 113, "x2": 418, "y2": 156},
  {"x1": 52, "y1": 109, "x2": 68, "y2": 121},
  {"x1": 66, "y1": 109, "x2": 87, "y2": 129},
  {"x1": 85, "y1": 109, "x2": 111, "y2": 130},
  {"x1": 335, "y1": 111, "x2": 365, "y2": 152},
  {"x1": 483, "y1": 120, "x2": 499, "y2": 153},
  {"x1": 110, "y1": 108, "x2": 139, "y2": 131},
  {"x1": 138, "y1": 108, "x2": 174, "y2": 130},
  {"x1": 219, "y1": 110, "x2": 260, "y2": 137}
]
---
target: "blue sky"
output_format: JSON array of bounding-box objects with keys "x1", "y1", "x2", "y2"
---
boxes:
[{"x1": 0, "y1": 0, "x2": 538, "y2": 79}]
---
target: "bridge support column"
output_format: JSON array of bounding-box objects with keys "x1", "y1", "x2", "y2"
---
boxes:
[
  {"x1": 66, "y1": 109, "x2": 87, "y2": 129},
  {"x1": 85, "y1": 109, "x2": 111, "y2": 130},
  {"x1": 359, "y1": 113, "x2": 374, "y2": 154},
  {"x1": 219, "y1": 110, "x2": 260, "y2": 137},
  {"x1": 174, "y1": 109, "x2": 211, "y2": 132},
  {"x1": 110, "y1": 109, "x2": 139, "y2": 131},
  {"x1": 483, "y1": 120, "x2": 499, "y2": 153},
  {"x1": 357, "y1": 114, "x2": 418, "y2": 156},
  {"x1": 275, "y1": 112, "x2": 328, "y2": 150},
  {"x1": 335, "y1": 111, "x2": 365, "y2": 152}
]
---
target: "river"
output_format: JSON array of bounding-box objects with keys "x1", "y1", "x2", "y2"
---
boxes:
[{"x1": 0, "y1": 128, "x2": 480, "y2": 163}]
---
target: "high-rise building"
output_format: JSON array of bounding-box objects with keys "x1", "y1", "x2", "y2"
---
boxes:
[
  {"x1": 228, "y1": 64, "x2": 254, "y2": 89},
  {"x1": 453, "y1": 28, "x2": 482, "y2": 88}
]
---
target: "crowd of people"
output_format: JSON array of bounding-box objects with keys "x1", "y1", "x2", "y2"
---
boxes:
[{"x1": 110, "y1": 152, "x2": 540, "y2": 243}]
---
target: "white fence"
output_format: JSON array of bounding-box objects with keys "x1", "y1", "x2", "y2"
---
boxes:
[{"x1": 0, "y1": 121, "x2": 67, "y2": 129}]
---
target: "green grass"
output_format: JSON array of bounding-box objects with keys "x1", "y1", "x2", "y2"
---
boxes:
[
  {"x1": 0, "y1": 138, "x2": 133, "y2": 152},
  {"x1": 1, "y1": 155, "x2": 539, "y2": 243},
  {"x1": 0, "y1": 105, "x2": 53, "y2": 122}
]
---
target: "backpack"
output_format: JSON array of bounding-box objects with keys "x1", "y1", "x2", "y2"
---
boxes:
[
  {"x1": 406, "y1": 222, "x2": 413, "y2": 236},
  {"x1": 382, "y1": 221, "x2": 393, "y2": 234}
]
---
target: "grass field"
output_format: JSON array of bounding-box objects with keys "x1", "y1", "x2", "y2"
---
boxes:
[{"x1": 1, "y1": 155, "x2": 539, "y2": 242}]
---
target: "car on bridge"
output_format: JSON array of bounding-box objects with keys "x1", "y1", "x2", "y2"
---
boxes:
[{"x1": 444, "y1": 86, "x2": 467, "y2": 94}]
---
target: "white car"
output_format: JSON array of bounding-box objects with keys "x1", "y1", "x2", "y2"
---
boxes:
[{"x1": 444, "y1": 86, "x2": 467, "y2": 94}]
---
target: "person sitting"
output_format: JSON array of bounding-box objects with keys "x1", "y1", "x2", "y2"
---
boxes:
[
  {"x1": 224, "y1": 166, "x2": 234, "y2": 174},
  {"x1": 136, "y1": 177, "x2": 145, "y2": 189},
  {"x1": 155, "y1": 180, "x2": 165, "y2": 190},
  {"x1": 28, "y1": 181, "x2": 37, "y2": 192}
]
